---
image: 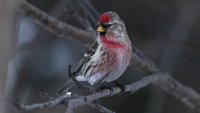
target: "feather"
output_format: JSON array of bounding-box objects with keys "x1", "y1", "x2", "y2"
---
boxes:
[
  {"x1": 58, "y1": 79, "x2": 76, "y2": 94},
  {"x1": 58, "y1": 42, "x2": 98, "y2": 93},
  {"x1": 74, "y1": 41, "x2": 98, "y2": 73}
]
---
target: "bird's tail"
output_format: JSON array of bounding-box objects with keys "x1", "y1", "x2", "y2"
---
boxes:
[{"x1": 58, "y1": 79, "x2": 76, "y2": 94}]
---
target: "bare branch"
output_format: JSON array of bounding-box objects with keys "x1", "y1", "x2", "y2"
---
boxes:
[
  {"x1": 17, "y1": 0, "x2": 95, "y2": 46},
  {"x1": 65, "y1": 74, "x2": 162, "y2": 113},
  {"x1": 64, "y1": 8, "x2": 94, "y2": 33},
  {"x1": 131, "y1": 48, "x2": 161, "y2": 74},
  {"x1": 16, "y1": 0, "x2": 200, "y2": 113},
  {"x1": 154, "y1": 74, "x2": 200, "y2": 113},
  {"x1": 13, "y1": 94, "x2": 71, "y2": 111},
  {"x1": 75, "y1": 0, "x2": 99, "y2": 26},
  {"x1": 14, "y1": 74, "x2": 160, "y2": 112},
  {"x1": 88, "y1": 102, "x2": 116, "y2": 113},
  {"x1": 13, "y1": 73, "x2": 200, "y2": 113}
]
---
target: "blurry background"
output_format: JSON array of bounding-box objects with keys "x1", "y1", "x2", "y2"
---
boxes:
[{"x1": 1, "y1": 0, "x2": 200, "y2": 113}]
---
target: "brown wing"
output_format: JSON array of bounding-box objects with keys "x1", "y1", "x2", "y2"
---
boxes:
[
  {"x1": 73, "y1": 41, "x2": 98, "y2": 74},
  {"x1": 58, "y1": 42, "x2": 98, "y2": 94}
]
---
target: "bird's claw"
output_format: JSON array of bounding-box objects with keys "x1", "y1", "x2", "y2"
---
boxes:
[{"x1": 114, "y1": 82, "x2": 130, "y2": 96}]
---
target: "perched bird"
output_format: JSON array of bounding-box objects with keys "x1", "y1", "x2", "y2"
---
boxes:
[{"x1": 59, "y1": 11, "x2": 132, "y2": 93}]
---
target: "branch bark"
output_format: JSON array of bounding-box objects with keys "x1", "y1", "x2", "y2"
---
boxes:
[
  {"x1": 14, "y1": 74, "x2": 161, "y2": 112},
  {"x1": 88, "y1": 102, "x2": 116, "y2": 113},
  {"x1": 17, "y1": 0, "x2": 95, "y2": 46},
  {"x1": 13, "y1": 94, "x2": 70, "y2": 111},
  {"x1": 154, "y1": 74, "x2": 200, "y2": 113},
  {"x1": 16, "y1": 0, "x2": 200, "y2": 113}
]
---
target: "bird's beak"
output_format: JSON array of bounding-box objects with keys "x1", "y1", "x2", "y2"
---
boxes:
[{"x1": 97, "y1": 25, "x2": 105, "y2": 33}]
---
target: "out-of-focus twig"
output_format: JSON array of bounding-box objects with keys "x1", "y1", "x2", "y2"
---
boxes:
[
  {"x1": 75, "y1": 0, "x2": 99, "y2": 26},
  {"x1": 16, "y1": 0, "x2": 200, "y2": 113},
  {"x1": 17, "y1": 0, "x2": 95, "y2": 46},
  {"x1": 64, "y1": 7, "x2": 95, "y2": 33},
  {"x1": 88, "y1": 102, "x2": 116, "y2": 113}
]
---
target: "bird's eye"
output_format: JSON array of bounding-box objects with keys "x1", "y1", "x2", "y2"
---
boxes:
[
  {"x1": 108, "y1": 23, "x2": 113, "y2": 27},
  {"x1": 102, "y1": 23, "x2": 113, "y2": 29}
]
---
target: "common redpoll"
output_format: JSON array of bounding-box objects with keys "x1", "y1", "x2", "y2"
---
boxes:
[{"x1": 59, "y1": 11, "x2": 132, "y2": 93}]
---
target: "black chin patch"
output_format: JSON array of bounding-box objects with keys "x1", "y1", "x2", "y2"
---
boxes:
[{"x1": 100, "y1": 31, "x2": 106, "y2": 36}]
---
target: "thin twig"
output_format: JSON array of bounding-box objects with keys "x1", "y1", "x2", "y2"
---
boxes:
[
  {"x1": 13, "y1": 93, "x2": 71, "y2": 111},
  {"x1": 75, "y1": 0, "x2": 99, "y2": 26},
  {"x1": 64, "y1": 7, "x2": 95, "y2": 33}
]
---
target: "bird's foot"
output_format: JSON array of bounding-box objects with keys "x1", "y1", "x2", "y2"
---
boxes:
[
  {"x1": 93, "y1": 82, "x2": 115, "y2": 95},
  {"x1": 114, "y1": 82, "x2": 130, "y2": 97}
]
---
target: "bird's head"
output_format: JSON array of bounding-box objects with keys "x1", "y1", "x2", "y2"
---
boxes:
[{"x1": 97, "y1": 11, "x2": 129, "y2": 43}]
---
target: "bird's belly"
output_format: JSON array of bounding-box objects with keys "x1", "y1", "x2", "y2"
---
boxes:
[
  {"x1": 104, "y1": 67, "x2": 126, "y2": 82},
  {"x1": 104, "y1": 49, "x2": 131, "y2": 82},
  {"x1": 75, "y1": 47, "x2": 131, "y2": 86}
]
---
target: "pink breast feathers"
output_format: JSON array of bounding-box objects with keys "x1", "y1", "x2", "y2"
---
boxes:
[{"x1": 100, "y1": 36, "x2": 124, "y2": 49}]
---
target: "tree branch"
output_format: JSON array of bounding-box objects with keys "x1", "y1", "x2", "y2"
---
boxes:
[
  {"x1": 13, "y1": 93, "x2": 71, "y2": 111},
  {"x1": 64, "y1": 7, "x2": 94, "y2": 33},
  {"x1": 14, "y1": 74, "x2": 161, "y2": 112},
  {"x1": 17, "y1": 0, "x2": 95, "y2": 46},
  {"x1": 16, "y1": 0, "x2": 200, "y2": 113},
  {"x1": 154, "y1": 74, "x2": 200, "y2": 113},
  {"x1": 88, "y1": 102, "x2": 116, "y2": 113}
]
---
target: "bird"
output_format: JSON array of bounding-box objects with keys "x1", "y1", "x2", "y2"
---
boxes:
[{"x1": 58, "y1": 11, "x2": 132, "y2": 93}]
